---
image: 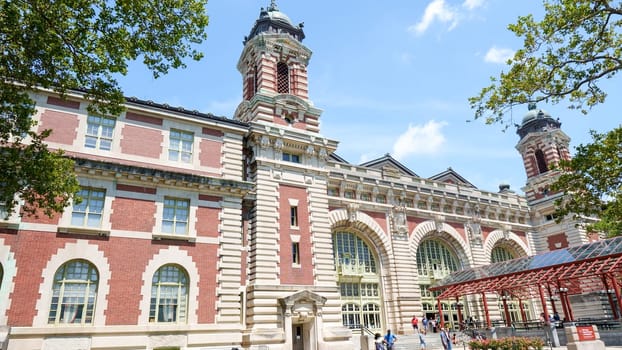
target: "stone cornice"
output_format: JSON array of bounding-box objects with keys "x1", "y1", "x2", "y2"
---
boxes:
[{"x1": 73, "y1": 157, "x2": 253, "y2": 196}]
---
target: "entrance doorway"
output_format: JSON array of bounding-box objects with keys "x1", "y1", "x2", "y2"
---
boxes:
[{"x1": 292, "y1": 324, "x2": 304, "y2": 350}]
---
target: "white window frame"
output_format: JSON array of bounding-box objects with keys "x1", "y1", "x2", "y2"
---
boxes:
[
  {"x1": 58, "y1": 179, "x2": 113, "y2": 236},
  {"x1": 161, "y1": 197, "x2": 190, "y2": 236},
  {"x1": 153, "y1": 189, "x2": 197, "y2": 242},
  {"x1": 48, "y1": 259, "x2": 98, "y2": 325},
  {"x1": 85, "y1": 115, "x2": 116, "y2": 151},
  {"x1": 71, "y1": 188, "x2": 106, "y2": 228},
  {"x1": 149, "y1": 264, "x2": 189, "y2": 323},
  {"x1": 168, "y1": 129, "x2": 194, "y2": 164}
]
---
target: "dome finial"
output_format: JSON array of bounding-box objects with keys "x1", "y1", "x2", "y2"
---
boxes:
[
  {"x1": 527, "y1": 102, "x2": 537, "y2": 111},
  {"x1": 268, "y1": 0, "x2": 278, "y2": 11}
]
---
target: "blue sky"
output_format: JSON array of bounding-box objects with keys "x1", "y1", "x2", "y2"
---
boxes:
[{"x1": 118, "y1": 0, "x2": 621, "y2": 194}]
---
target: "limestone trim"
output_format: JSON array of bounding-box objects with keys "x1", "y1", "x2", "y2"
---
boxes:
[
  {"x1": 138, "y1": 246, "x2": 200, "y2": 324},
  {"x1": 33, "y1": 240, "x2": 111, "y2": 327},
  {"x1": 0, "y1": 239, "x2": 16, "y2": 325},
  {"x1": 409, "y1": 220, "x2": 472, "y2": 268},
  {"x1": 483, "y1": 229, "x2": 530, "y2": 262},
  {"x1": 328, "y1": 209, "x2": 388, "y2": 242}
]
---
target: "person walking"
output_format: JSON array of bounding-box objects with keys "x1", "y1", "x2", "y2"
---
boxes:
[
  {"x1": 418, "y1": 330, "x2": 427, "y2": 350},
  {"x1": 440, "y1": 326, "x2": 452, "y2": 350},
  {"x1": 411, "y1": 315, "x2": 419, "y2": 334},
  {"x1": 374, "y1": 333, "x2": 384, "y2": 350},
  {"x1": 422, "y1": 316, "x2": 428, "y2": 335},
  {"x1": 383, "y1": 329, "x2": 397, "y2": 350}
]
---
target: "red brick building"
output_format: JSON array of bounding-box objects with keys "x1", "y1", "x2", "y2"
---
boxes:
[{"x1": 0, "y1": 3, "x2": 599, "y2": 350}]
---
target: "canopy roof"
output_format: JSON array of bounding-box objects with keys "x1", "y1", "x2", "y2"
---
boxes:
[{"x1": 430, "y1": 236, "x2": 622, "y2": 299}]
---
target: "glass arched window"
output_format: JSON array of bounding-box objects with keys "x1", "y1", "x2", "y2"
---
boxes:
[
  {"x1": 333, "y1": 232, "x2": 377, "y2": 273},
  {"x1": 417, "y1": 239, "x2": 461, "y2": 325},
  {"x1": 491, "y1": 246, "x2": 515, "y2": 263},
  {"x1": 150, "y1": 265, "x2": 188, "y2": 323},
  {"x1": 277, "y1": 62, "x2": 289, "y2": 94},
  {"x1": 416, "y1": 240, "x2": 459, "y2": 278},
  {"x1": 333, "y1": 232, "x2": 382, "y2": 331},
  {"x1": 535, "y1": 149, "x2": 548, "y2": 174},
  {"x1": 48, "y1": 260, "x2": 98, "y2": 324}
]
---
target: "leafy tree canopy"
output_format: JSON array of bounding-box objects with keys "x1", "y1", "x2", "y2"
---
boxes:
[
  {"x1": 470, "y1": 0, "x2": 622, "y2": 125},
  {"x1": 0, "y1": 0, "x2": 209, "y2": 217},
  {"x1": 552, "y1": 127, "x2": 622, "y2": 238},
  {"x1": 470, "y1": 0, "x2": 622, "y2": 237}
]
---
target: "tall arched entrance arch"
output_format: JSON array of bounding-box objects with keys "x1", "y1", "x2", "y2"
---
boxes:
[
  {"x1": 332, "y1": 230, "x2": 385, "y2": 333},
  {"x1": 489, "y1": 237, "x2": 533, "y2": 324},
  {"x1": 417, "y1": 238, "x2": 463, "y2": 329}
]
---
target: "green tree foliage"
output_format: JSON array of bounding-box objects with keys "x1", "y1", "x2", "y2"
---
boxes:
[
  {"x1": 470, "y1": 0, "x2": 622, "y2": 124},
  {"x1": 469, "y1": 0, "x2": 622, "y2": 237},
  {"x1": 0, "y1": 0, "x2": 209, "y2": 217},
  {"x1": 552, "y1": 128, "x2": 622, "y2": 238}
]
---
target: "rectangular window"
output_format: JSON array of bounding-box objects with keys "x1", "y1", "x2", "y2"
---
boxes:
[
  {"x1": 282, "y1": 152, "x2": 300, "y2": 163},
  {"x1": 290, "y1": 206, "x2": 298, "y2": 227},
  {"x1": 71, "y1": 188, "x2": 105, "y2": 227},
  {"x1": 85, "y1": 115, "x2": 115, "y2": 150},
  {"x1": 292, "y1": 242, "x2": 300, "y2": 265},
  {"x1": 162, "y1": 197, "x2": 189, "y2": 235},
  {"x1": 169, "y1": 129, "x2": 194, "y2": 163}
]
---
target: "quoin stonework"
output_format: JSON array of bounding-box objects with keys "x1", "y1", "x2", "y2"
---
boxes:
[{"x1": 0, "y1": 3, "x2": 602, "y2": 350}]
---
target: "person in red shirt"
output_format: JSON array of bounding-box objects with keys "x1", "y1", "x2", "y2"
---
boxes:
[{"x1": 411, "y1": 315, "x2": 419, "y2": 334}]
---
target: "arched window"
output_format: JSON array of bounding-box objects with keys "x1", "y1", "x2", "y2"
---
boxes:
[
  {"x1": 253, "y1": 64, "x2": 259, "y2": 95},
  {"x1": 535, "y1": 149, "x2": 548, "y2": 174},
  {"x1": 277, "y1": 62, "x2": 289, "y2": 94},
  {"x1": 333, "y1": 232, "x2": 377, "y2": 273},
  {"x1": 417, "y1": 240, "x2": 461, "y2": 325},
  {"x1": 491, "y1": 246, "x2": 515, "y2": 263},
  {"x1": 333, "y1": 232, "x2": 382, "y2": 331},
  {"x1": 48, "y1": 260, "x2": 98, "y2": 324},
  {"x1": 416, "y1": 239, "x2": 459, "y2": 277},
  {"x1": 150, "y1": 265, "x2": 188, "y2": 323}
]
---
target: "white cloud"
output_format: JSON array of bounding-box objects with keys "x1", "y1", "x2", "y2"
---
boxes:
[
  {"x1": 462, "y1": 0, "x2": 485, "y2": 10},
  {"x1": 408, "y1": 0, "x2": 458, "y2": 36},
  {"x1": 392, "y1": 120, "x2": 448, "y2": 160},
  {"x1": 484, "y1": 47, "x2": 515, "y2": 64}
]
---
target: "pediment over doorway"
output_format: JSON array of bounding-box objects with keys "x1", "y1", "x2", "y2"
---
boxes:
[
  {"x1": 280, "y1": 289, "x2": 327, "y2": 308},
  {"x1": 279, "y1": 290, "x2": 327, "y2": 323}
]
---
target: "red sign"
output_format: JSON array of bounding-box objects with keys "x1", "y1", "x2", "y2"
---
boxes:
[{"x1": 577, "y1": 326, "x2": 596, "y2": 341}]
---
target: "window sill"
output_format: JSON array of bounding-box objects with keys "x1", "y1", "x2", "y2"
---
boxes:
[
  {"x1": 57, "y1": 226, "x2": 110, "y2": 237},
  {"x1": 152, "y1": 233, "x2": 196, "y2": 243}
]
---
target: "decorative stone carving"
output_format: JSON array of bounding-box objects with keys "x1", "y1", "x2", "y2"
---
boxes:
[
  {"x1": 390, "y1": 205, "x2": 408, "y2": 240},
  {"x1": 346, "y1": 203, "x2": 359, "y2": 222},
  {"x1": 502, "y1": 224, "x2": 512, "y2": 240},
  {"x1": 466, "y1": 221, "x2": 483, "y2": 246},
  {"x1": 434, "y1": 214, "x2": 445, "y2": 233},
  {"x1": 318, "y1": 148, "x2": 328, "y2": 160},
  {"x1": 274, "y1": 138, "x2": 283, "y2": 150}
]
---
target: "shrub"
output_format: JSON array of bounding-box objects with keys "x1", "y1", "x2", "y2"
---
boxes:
[{"x1": 468, "y1": 336, "x2": 544, "y2": 350}]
